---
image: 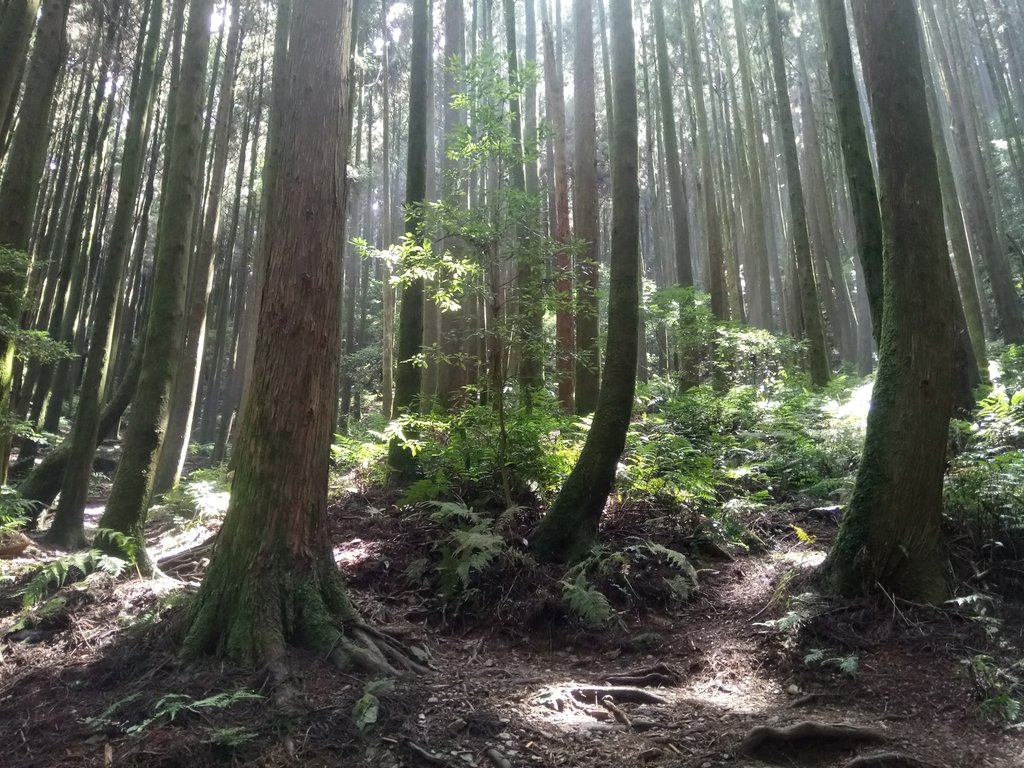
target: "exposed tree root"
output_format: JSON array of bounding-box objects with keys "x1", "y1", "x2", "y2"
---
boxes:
[
  {"x1": 483, "y1": 747, "x2": 512, "y2": 768},
  {"x1": 572, "y1": 686, "x2": 669, "y2": 705},
  {"x1": 600, "y1": 695, "x2": 632, "y2": 726},
  {"x1": 605, "y1": 662, "x2": 680, "y2": 687},
  {"x1": 843, "y1": 753, "x2": 942, "y2": 768},
  {"x1": 738, "y1": 721, "x2": 887, "y2": 758},
  {"x1": 403, "y1": 739, "x2": 452, "y2": 765}
]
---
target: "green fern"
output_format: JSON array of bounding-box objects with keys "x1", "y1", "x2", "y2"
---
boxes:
[
  {"x1": 561, "y1": 573, "x2": 613, "y2": 627},
  {"x1": 93, "y1": 528, "x2": 138, "y2": 562},
  {"x1": 127, "y1": 689, "x2": 264, "y2": 735},
  {"x1": 642, "y1": 542, "x2": 699, "y2": 583},
  {"x1": 21, "y1": 549, "x2": 130, "y2": 607}
]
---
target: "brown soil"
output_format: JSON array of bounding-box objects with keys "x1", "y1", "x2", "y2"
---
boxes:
[{"x1": 1, "y1": 495, "x2": 1021, "y2": 768}]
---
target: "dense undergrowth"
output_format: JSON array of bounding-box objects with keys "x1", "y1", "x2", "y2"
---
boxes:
[{"x1": 5, "y1": 324, "x2": 1024, "y2": 726}]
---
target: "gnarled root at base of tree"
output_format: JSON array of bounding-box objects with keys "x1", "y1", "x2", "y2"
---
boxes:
[
  {"x1": 181, "y1": 557, "x2": 431, "y2": 693},
  {"x1": 738, "y1": 721, "x2": 887, "y2": 758}
]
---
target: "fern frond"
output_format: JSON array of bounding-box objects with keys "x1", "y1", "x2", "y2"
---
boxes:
[{"x1": 561, "y1": 573, "x2": 613, "y2": 628}]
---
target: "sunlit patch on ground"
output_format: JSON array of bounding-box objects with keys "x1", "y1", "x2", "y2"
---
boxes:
[
  {"x1": 334, "y1": 537, "x2": 380, "y2": 569},
  {"x1": 774, "y1": 548, "x2": 827, "y2": 568}
]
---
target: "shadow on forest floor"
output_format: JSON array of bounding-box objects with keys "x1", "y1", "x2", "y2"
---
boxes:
[{"x1": 1, "y1": 488, "x2": 1023, "y2": 767}]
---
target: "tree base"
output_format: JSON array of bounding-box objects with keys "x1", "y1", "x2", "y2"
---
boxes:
[{"x1": 182, "y1": 551, "x2": 429, "y2": 677}]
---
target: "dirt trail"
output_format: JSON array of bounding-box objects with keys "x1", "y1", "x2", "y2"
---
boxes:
[{"x1": 1, "y1": 500, "x2": 1021, "y2": 767}]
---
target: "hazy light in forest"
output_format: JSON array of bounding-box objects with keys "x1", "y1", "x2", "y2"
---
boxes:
[{"x1": 823, "y1": 379, "x2": 873, "y2": 427}]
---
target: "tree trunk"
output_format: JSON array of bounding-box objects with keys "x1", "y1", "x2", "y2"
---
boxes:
[
  {"x1": 153, "y1": 0, "x2": 242, "y2": 494},
  {"x1": 45, "y1": 0, "x2": 165, "y2": 548},
  {"x1": 0, "y1": 0, "x2": 72, "y2": 484},
  {"x1": 766, "y1": 0, "x2": 830, "y2": 386},
  {"x1": 816, "y1": 0, "x2": 883, "y2": 353},
  {"x1": 386, "y1": 0, "x2": 429, "y2": 482},
  {"x1": 532, "y1": 0, "x2": 638, "y2": 564},
  {"x1": 97, "y1": 0, "x2": 215, "y2": 574},
  {"x1": 0, "y1": 0, "x2": 41, "y2": 129},
  {"x1": 181, "y1": 0, "x2": 420, "y2": 676},
  {"x1": 541, "y1": 0, "x2": 573, "y2": 412},
  {"x1": 573, "y1": 0, "x2": 601, "y2": 414},
  {"x1": 824, "y1": 0, "x2": 955, "y2": 603}
]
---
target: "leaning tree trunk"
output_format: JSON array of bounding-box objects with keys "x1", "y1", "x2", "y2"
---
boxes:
[
  {"x1": 45, "y1": 0, "x2": 165, "y2": 549},
  {"x1": 152, "y1": 0, "x2": 242, "y2": 494},
  {"x1": 531, "y1": 0, "x2": 639, "y2": 564},
  {"x1": 182, "y1": 0, "x2": 423, "y2": 676},
  {"x1": 816, "y1": 0, "x2": 883, "y2": 349},
  {"x1": 823, "y1": 0, "x2": 956, "y2": 604},
  {"x1": 97, "y1": 0, "x2": 215, "y2": 574},
  {"x1": 0, "y1": 0, "x2": 72, "y2": 485},
  {"x1": 0, "y1": 0, "x2": 42, "y2": 129}
]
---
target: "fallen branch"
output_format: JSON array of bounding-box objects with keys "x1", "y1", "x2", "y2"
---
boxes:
[{"x1": 738, "y1": 722, "x2": 886, "y2": 757}]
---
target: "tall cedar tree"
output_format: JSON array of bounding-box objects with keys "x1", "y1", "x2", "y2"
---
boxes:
[
  {"x1": 386, "y1": 0, "x2": 430, "y2": 483},
  {"x1": 97, "y1": 0, "x2": 215, "y2": 573},
  {"x1": 823, "y1": 0, "x2": 956, "y2": 603},
  {"x1": 182, "y1": 0, "x2": 425, "y2": 674},
  {"x1": 532, "y1": 0, "x2": 639, "y2": 563}
]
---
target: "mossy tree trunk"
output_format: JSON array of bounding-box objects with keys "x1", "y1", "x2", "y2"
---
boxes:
[
  {"x1": 386, "y1": 0, "x2": 429, "y2": 484},
  {"x1": 531, "y1": 0, "x2": 638, "y2": 564},
  {"x1": 816, "y1": 0, "x2": 883, "y2": 353},
  {"x1": 97, "y1": 0, "x2": 215, "y2": 573},
  {"x1": 823, "y1": 0, "x2": 956, "y2": 604},
  {"x1": 183, "y1": 0, "x2": 422, "y2": 675}
]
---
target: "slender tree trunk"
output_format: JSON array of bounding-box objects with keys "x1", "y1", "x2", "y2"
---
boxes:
[
  {"x1": 540, "y1": 0, "x2": 573, "y2": 411},
  {"x1": 766, "y1": 0, "x2": 830, "y2": 386},
  {"x1": 386, "y1": 0, "x2": 430, "y2": 482},
  {"x1": 44, "y1": 0, "x2": 165, "y2": 548},
  {"x1": 97, "y1": 0, "x2": 216, "y2": 573},
  {"x1": 732, "y1": 0, "x2": 773, "y2": 331},
  {"x1": 0, "y1": 0, "x2": 41, "y2": 129},
  {"x1": 532, "y1": 0, "x2": 639, "y2": 563},
  {"x1": 816, "y1": 0, "x2": 883, "y2": 356},
  {"x1": 0, "y1": 0, "x2": 72, "y2": 484},
  {"x1": 153, "y1": 0, "x2": 242, "y2": 494},
  {"x1": 573, "y1": 0, "x2": 600, "y2": 414}
]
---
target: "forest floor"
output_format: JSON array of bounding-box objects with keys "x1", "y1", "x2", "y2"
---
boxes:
[{"x1": 2, "y1": 480, "x2": 1023, "y2": 768}]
